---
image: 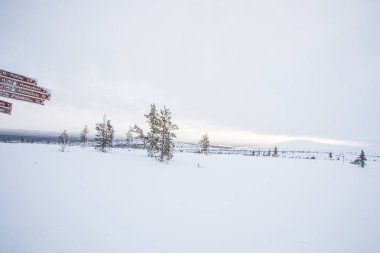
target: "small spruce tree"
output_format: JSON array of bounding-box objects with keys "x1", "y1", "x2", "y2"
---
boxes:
[
  {"x1": 80, "y1": 125, "x2": 89, "y2": 148},
  {"x1": 145, "y1": 104, "x2": 160, "y2": 157},
  {"x1": 59, "y1": 130, "x2": 69, "y2": 152},
  {"x1": 273, "y1": 146, "x2": 278, "y2": 157},
  {"x1": 95, "y1": 115, "x2": 115, "y2": 152},
  {"x1": 358, "y1": 150, "x2": 367, "y2": 168},
  {"x1": 157, "y1": 106, "x2": 178, "y2": 162},
  {"x1": 199, "y1": 134, "x2": 210, "y2": 155},
  {"x1": 351, "y1": 150, "x2": 367, "y2": 168},
  {"x1": 126, "y1": 128, "x2": 134, "y2": 150}
]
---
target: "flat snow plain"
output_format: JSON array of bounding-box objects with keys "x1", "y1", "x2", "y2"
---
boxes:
[{"x1": 0, "y1": 143, "x2": 379, "y2": 253}]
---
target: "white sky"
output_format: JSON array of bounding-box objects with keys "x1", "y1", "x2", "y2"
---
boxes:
[{"x1": 0, "y1": 0, "x2": 379, "y2": 146}]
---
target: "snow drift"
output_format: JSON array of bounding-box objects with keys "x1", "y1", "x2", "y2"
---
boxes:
[{"x1": 0, "y1": 143, "x2": 379, "y2": 253}]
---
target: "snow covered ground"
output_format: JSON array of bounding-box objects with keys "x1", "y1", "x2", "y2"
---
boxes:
[{"x1": 0, "y1": 143, "x2": 379, "y2": 253}]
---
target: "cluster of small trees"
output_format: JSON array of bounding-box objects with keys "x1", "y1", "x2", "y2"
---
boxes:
[
  {"x1": 58, "y1": 115, "x2": 115, "y2": 153},
  {"x1": 251, "y1": 146, "x2": 279, "y2": 157},
  {"x1": 196, "y1": 139, "x2": 281, "y2": 158},
  {"x1": 58, "y1": 104, "x2": 179, "y2": 162}
]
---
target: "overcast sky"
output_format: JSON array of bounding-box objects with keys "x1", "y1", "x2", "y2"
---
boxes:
[{"x1": 0, "y1": 0, "x2": 379, "y2": 146}]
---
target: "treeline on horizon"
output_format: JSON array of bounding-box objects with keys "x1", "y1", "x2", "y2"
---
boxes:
[{"x1": 0, "y1": 103, "x2": 373, "y2": 167}]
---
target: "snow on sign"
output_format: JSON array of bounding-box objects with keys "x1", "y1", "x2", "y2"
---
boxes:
[
  {"x1": 0, "y1": 99, "x2": 12, "y2": 115},
  {"x1": 0, "y1": 90, "x2": 45, "y2": 105},
  {"x1": 0, "y1": 83, "x2": 50, "y2": 100},
  {"x1": 0, "y1": 107, "x2": 12, "y2": 115},
  {"x1": 0, "y1": 69, "x2": 37, "y2": 85},
  {"x1": 0, "y1": 69, "x2": 51, "y2": 114},
  {"x1": 0, "y1": 76, "x2": 51, "y2": 95},
  {"x1": 0, "y1": 99, "x2": 12, "y2": 108}
]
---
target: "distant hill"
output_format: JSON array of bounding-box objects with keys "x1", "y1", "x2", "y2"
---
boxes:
[
  {"x1": 275, "y1": 140, "x2": 379, "y2": 154},
  {"x1": 0, "y1": 129, "x2": 60, "y2": 137},
  {"x1": 0, "y1": 128, "x2": 378, "y2": 155}
]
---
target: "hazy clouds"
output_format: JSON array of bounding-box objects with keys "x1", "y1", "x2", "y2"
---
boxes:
[{"x1": 1, "y1": 0, "x2": 379, "y2": 146}]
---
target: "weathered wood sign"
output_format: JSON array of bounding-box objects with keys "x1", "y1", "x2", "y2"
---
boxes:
[
  {"x1": 0, "y1": 76, "x2": 51, "y2": 96},
  {"x1": 0, "y1": 69, "x2": 37, "y2": 85},
  {"x1": 0, "y1": 90, "x2": 45, "y2": 105},
  {"x1": 0, "y1": 69, "x2": 51, "y2": 115},
  {"x1": 0, "y1": 83, "x2": 50, "y2": 100},
  {"x1": 0, "y1": 99, "x2": 12, "y2": 115}
]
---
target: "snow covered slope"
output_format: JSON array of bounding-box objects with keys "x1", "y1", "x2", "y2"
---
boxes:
[{"x1": 0, "y1": 143, "x2": 379, "y2": 253}]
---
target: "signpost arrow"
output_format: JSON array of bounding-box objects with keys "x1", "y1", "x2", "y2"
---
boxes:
[
  {"x1": 0, "y1": 69, "x2": 52, "y2": 114},
  {"x1": 0, "y1": 107, "x2": 12, "y2": 115},
  {"x1": 0, "y1": 76, "x2": 51, "y2": 96},
  {"x1": 0, "y1": 69, "x2": 38, "y2": 85},
  {"x1": 0, "y1": 90, "x2": 45, "y2": 105},
  {"x1": 0, "y1": 83, "x2": 51, "y2": 100},
  {"x1": 0, "y1": 99, "x2": 12, "y2": 108}
]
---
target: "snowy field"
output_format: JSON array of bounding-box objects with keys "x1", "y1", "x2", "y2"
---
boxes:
[{"x1": 0, "y1": 143, "x2": 379, "y2": 253}]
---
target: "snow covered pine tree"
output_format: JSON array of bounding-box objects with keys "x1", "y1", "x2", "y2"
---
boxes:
[
  {"x1": 273, "y1": 146, "x2": 278, "y2": 157},
  {"x1": 95, "y1": 115, "x2": 115, "y2": 152},
  {"x1": 157, "y1": 106, "x2": 178, "y2": 162},
  {"x1": 80, "y1": 125, "x2": 89, "y2": 148},
  {"x1": 59, "y1": 130, "x2": 69, "y2": 152},
  {"x1": 199, "y1": 134, "x2": 210, "y2": 155},
  {"x1": 133, "y1": 104, "x2": 178, "y2": 162},
  {"x1": 351, "y1": 150, "x2": 367, "y2": 168},
  {"x1": 359, "y1": 150, "x2": 367, "y2": 167},
  {"x1": 125, "y1": 127, "x2": 134, "y2": 150},
  {"x1": 145, "y1": 104, "x2": 160, "y2": 157}
]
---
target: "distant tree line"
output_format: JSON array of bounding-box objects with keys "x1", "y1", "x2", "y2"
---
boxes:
[{"x1": 4, "y1": 101, "x2": 370, "y2": 167}]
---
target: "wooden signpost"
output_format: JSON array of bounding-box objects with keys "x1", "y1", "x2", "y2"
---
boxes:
[
  {"x1": 0, "y1": 90, "x2": 45, "y2": 105},
  {"x1": 0, "y1": 83, "x2": 50, "y2": 101},
  {"x1": 0, "y1": 69, "x2": 37, "y2": 85},
  {"x1": 0, "y1": 99, "x2": 12, "y2": 115},
  {"x1": 0, "y1": 69, "x2": 51, "y2": 115},
  {"x1": 0, "y1": 76, "x2": 51, "y2": 96}
]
